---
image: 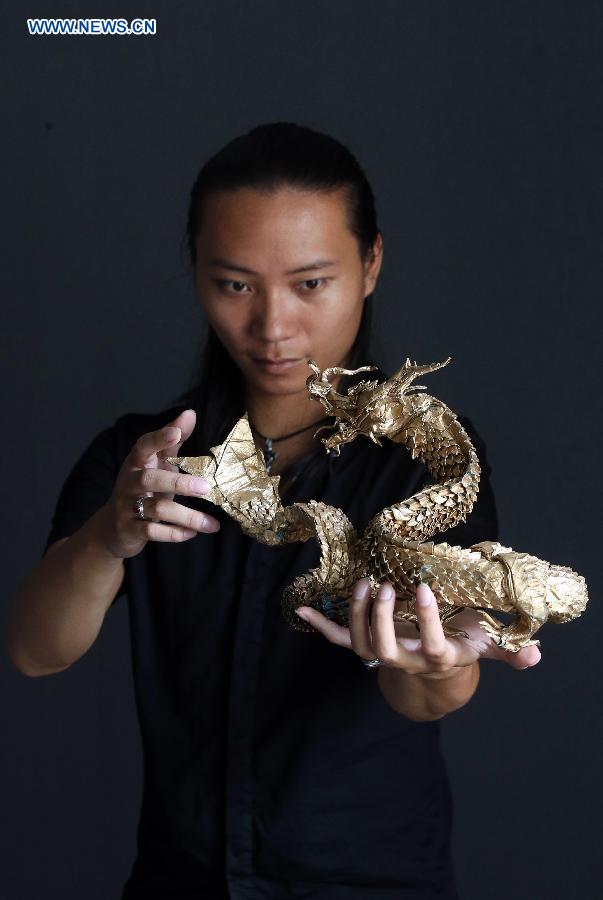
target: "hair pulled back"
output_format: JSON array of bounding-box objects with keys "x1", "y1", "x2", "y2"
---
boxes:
[
  {"x1": 184, "y1": 121, "x2": 379, "y2": 267},
  {"x1": 177, "y1": 121, "x2": 383, "y2": 454}
]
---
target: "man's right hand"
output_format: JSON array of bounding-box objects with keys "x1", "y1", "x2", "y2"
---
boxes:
[{"x1": 96, "y1": 408, "x2": 220, "y2": 560}]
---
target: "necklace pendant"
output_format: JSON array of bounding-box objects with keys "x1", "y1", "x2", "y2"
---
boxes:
[{"x1": 263, "y1": 437, "x2": 278, "y2": 473}]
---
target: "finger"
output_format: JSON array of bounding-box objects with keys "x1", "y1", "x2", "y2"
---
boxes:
[
  {"x1": 414, "y1": 583, "x2": 452, "y2": 669},
  {"x1": 158, "y1": 409, "x2": 197, "y2": 462},
  {"x1": 126, "y1": 467, "x2": 211, "y2": 499},
  {"x1": 143, "y1": 497, "x2": 220, "y2": 533},
  {"x1": 137, "y1": 519, "x2": 201, "y2": 543},
  {"x1": 496, "y1": 643, "x2": 542, "y2": 670},
  {"x1": 295, "y1": 606, "x2": 352, "y2": 648},
  {"x1": 370, "y1": 581, "x2": 401, "y2": 665},
  {"x1": 130, "y1": 423, "x2": 185, "y2": 468},
  {"x1": 348, "y1": 578, "x2": 375, "y2": 659}
]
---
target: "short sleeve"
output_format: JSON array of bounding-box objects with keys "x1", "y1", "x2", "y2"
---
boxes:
[
  {"x1": 43, "y1": 424, "x2": 119, "y2": 552},
  {"x1": 42, "y1": 423, "x2": 126, "y2": 604}
]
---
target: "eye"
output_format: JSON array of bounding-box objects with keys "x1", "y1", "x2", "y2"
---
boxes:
[
  {"x1": 299, "y1": 278, "x2": 327, "y2": 292},
  {"x1": 218, "y1": 279, "x2": 251, "y2": 295}
]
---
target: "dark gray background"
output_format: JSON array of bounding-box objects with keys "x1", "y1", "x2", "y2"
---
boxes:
[{"x1": 2, "y1": 2, "x2": 601, "y2": 898}]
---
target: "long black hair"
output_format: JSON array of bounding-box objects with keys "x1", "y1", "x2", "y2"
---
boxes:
[{"x1": 174, "y1": 121, "x2": 384, "y2": 457}]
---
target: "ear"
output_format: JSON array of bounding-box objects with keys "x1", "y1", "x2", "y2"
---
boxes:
[{"x1": 363, "y1": 232, "x2": 384, "y2": 297}]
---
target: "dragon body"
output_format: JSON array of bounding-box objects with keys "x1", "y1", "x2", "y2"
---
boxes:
[{"x1": 166, "y1": 357, "x2": 588, "y2": 651}]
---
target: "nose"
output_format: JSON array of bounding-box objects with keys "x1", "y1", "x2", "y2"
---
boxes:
[{"x1": 250, "y1": 288, "x2": 295, "y2": 346}]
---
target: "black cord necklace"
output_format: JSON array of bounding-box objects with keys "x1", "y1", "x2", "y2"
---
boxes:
[{"x1": 250, "y1": 415, "x2": 332, "y2": 473}]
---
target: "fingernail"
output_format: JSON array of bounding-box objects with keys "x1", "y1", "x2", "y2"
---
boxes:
[
  {"x1": 203, "y1": 517, "x2": 220, "y2": 532},
  {"x1": 415, "y1": 584, "x2": 433, "y2": 606},
  {"x1": 191, "y1": 477, "x2": 210, "y2": 495},
  {"x1": 378, "y1": 584, "x2": 394, "y2": 601},
  {"x1": 352, "y1": 579, "x2": 370, "y2": 600},
  {"x1": 295, "y1": 608, "x2": 308, "y2": 619},
  {"x1": 164, "y1": 426, "x2": 181, "y2": 442}
]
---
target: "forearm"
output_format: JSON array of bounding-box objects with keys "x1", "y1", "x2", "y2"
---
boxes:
[
  {"x1": 6, "y1": 504, "x2": 124, "y2": 676},
  {"x1": 377, "y1": 660, "x2": 480, "y2": 721}
]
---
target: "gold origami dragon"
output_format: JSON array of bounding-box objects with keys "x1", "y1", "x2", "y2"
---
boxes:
[{"x1": 165, "y1": 357, "x2": 588, "y2": 651}]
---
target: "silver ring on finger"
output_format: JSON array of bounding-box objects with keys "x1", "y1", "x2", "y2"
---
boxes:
[
  {"x1": 361, "y1": 657, "x2": 382, "y2": 670},
  {"x1": 134, "y1": 495, "x2": 149, "y2": 520}
]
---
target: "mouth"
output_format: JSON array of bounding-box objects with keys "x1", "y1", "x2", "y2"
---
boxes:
[{"x1": 251, "y1": 357, "x2": 301, "y2": 374}]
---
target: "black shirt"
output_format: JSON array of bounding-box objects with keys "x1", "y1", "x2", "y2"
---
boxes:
[{"x1": 43, "y1": 393, "x2": 498, "y2": 900}]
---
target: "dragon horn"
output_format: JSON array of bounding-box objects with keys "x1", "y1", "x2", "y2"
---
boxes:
[
  {"x1": 322, "y1": 364, "x2": 378, "y2": 381},
  {"x1": 394, "y1": 355, "x2": 452, "y2": 382},
  {"x1": 306, "y1": 358, "x2": 378, "y2": 384}
]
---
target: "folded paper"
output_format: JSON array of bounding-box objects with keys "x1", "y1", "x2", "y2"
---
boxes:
[{"x1": 165, "y1": 357, "x2": 588, "y2": 651}]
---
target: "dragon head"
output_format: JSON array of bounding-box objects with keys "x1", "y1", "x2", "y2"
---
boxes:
[{"x1": 303, "y1": 355, "x2": 453, "y2": 455}]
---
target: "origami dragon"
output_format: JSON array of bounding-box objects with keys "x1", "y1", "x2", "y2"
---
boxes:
[{"x1": 165, "y1": 357, "x2": 588, "y2": 651}]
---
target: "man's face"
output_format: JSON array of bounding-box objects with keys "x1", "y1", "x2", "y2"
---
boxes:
[{"x1": 194, "y1": 186, "x2": 382, "y2": 397}]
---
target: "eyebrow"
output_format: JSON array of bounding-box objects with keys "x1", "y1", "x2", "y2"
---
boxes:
[{"x1": 208, "y1": 257, "x2": 339, "y2": 276}]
